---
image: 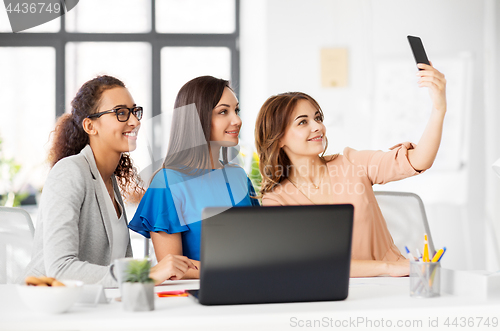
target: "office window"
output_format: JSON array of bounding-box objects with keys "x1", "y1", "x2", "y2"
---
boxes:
[
  {"x1": 160, "y1": 47, "x2": 231, "y2": 155},
  {"x1": 0, "y1": 0, "x2": 240, "y2": 210},
  {"x1": 65, "y1": 0, "x2": 151, "y2": 33},
  {"x1": 0, "y1": 47, "x2": 55, "y2": 191},
  {"x1": 1, "y1": 0, "x2": 239, "y2": 257},
  {"x1": 0, "y1": 9, "x2": 60, "y2": 32},
  {"x1": 65, "y1": 42, "x2": 152, "y2": 117},
  {"x1": 156, "y1": 0, "x2": 235, "y2": 33}
]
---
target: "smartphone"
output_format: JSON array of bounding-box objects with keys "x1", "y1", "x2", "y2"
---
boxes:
[{"x1": 407, "y1": 35, "x2": 430, "y2": 69}]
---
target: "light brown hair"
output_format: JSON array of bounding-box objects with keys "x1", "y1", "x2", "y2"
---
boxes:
[{"x1": 255, "y1": 92, "x2": 335, "y2": 196}]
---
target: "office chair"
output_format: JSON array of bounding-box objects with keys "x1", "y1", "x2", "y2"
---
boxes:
[
  {"x1": 374, "y1": 191, "x2": 436, "y2": 258},
  {"x1": 0, "y1": 206, "x2": 35, "y2": 284}
]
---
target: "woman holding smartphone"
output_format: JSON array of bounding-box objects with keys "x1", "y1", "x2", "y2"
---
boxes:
[
  {"x1": 255, "y1": 64, "x2": 446, "y2": 277},
  {"x1": 22, "y1": 75, "x2": 195, "y2": 286},
  {"x1": 128, "y1": 76, "x2": 259, "y2": 279}
]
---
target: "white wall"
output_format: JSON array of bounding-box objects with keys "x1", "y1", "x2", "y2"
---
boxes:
[
  {"x1": 240, "y1": 0, "x2": 499, "y2": 270},
  {"x1": 484, "y1": 0, "x2": 500, "y2": 270}
]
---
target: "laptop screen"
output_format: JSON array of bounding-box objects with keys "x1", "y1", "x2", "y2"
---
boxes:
[{"x1": 196, "y1": 204, "x2": 354, "y2": 305}]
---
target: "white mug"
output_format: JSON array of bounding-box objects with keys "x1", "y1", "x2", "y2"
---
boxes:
[
  {"x1": 492, "y1": 157, "x2": 500, "y2": 177},
  {"x1": 109, "y1": 258, "x2": 152, "y2": 289},
  {"x1": 109, "y1": 258, "x2": 136, "y2": 288}
]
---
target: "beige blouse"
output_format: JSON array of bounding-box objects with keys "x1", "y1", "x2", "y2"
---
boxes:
[{"x1": 262, "y1": 142, "x2": 422, "y2": 261}]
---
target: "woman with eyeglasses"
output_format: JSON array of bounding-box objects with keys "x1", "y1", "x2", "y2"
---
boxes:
[
  {"x1": 128, "y1": 76, "x2": 259, "y2": 279},
  {"x1": 22, "y1": 75, "x2": 196, "y2": 286}
]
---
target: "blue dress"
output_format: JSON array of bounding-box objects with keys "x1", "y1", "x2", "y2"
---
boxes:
[{"x1": 128, "y1": 164, "x2": 260, "y2": 260}]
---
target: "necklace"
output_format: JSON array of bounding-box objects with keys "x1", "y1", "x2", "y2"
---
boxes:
[
  {"x1": 287, "y1": 179, "x2": 318, "y2": 205},
  {"x1": 288, "y1": 167, "x2": 327, "y2": 190}
]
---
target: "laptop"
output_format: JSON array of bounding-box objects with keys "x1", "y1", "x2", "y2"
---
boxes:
[{"x1": 188, "y1": 204, "x2": 354, "y2": 305}]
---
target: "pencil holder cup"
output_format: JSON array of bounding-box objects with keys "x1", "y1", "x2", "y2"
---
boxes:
[{"x1": 410, "y1": 261, "x2": 440, "y2": 298}]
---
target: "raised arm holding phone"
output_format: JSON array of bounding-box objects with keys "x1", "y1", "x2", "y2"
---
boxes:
[{"x1": 255, "y1": 37, "x2": 446, "y2": 277}]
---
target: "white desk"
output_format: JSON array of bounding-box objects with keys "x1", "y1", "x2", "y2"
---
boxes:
[{"x1": 2, "y1": 278, "x2": 500, "y2": 331}]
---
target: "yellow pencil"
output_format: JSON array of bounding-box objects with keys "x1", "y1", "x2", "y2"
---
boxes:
[
  {"x1": 431, "y1": 248, "x2": 444, "y2": 263},
  {"x1": 423, "y1": 234, "x2": 430, "y2": 262}
]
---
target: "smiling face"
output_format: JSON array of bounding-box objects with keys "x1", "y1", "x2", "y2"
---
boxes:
[
  {"x1": 91, "y1": 87, "x2": 141, "y2": 153},
  {"x1": 279, "y1": 99, "x2": 326, "y2": 159},
  {"x1": 210, "y1": 87, "x2": 242, "y2": 147}
]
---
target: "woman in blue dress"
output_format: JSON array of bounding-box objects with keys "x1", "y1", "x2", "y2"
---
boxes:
[{"x1": 129, "y1": 76, "x2": 259, "y2": 279}]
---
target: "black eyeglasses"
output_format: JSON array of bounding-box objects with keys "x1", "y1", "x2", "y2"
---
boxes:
[{"x1": 87, "y1": 107, "x2": 143, "y2": 122}]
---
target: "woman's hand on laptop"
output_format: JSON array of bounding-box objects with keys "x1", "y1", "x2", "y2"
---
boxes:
[{"x1": 149, "y1": 254, "x2": 198, "y2": 285}]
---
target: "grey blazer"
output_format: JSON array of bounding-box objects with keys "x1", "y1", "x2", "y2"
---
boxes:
[{"x1": 22, "y1": 145, "x2": 133, "y2": 287}]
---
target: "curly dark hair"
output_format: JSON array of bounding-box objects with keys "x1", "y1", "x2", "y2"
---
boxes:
[{"x1": 48, "y1": 75, "x2": 145, "y2": 203}]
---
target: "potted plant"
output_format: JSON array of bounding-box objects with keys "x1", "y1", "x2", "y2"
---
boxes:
[{"x1": 122, "y1": 259, "x2": 155, "y2": 311}]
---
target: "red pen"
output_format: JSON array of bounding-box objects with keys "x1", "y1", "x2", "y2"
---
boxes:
[{"x1": 157, "y1": 290, "x2": 188, "y2": 297}]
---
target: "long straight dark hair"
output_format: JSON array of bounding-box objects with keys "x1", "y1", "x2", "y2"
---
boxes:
[{"x1": 152, "y1": 76, "x2": 232, "y2": 179}]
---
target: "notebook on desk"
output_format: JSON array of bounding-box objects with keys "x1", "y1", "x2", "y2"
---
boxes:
[{"x1": 187, "y1": 204, "x2": 354, "y2": 305}]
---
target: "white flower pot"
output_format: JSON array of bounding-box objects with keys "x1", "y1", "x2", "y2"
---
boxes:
[{"x1": 122, "y1": 282, "x2": 155, "y2": 311}]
